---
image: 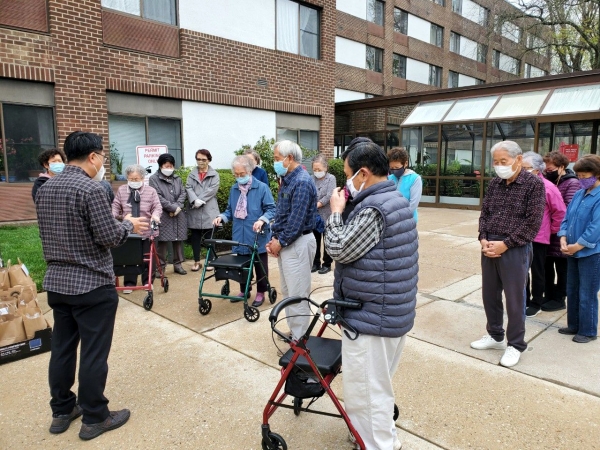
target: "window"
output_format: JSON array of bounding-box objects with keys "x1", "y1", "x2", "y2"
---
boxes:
[
  {"x1": 449, "y1": 71, "x2": 459, "y2": 88},
  {"x1": 0, "y1": 104, "x2": 56, "y2": 183},
  {"x1": 501, "y1": 22, "x2": 521, "y2": 43},
  {"x1": 101, "y1": 0, "x2": 177, "y2": 25},
  {"x1": 277, "y1": 0, "x2": 320, "y2": 59},
  {"x1": 524, "y1": 63, "x2": 547, "y2": 78},
  {"x1": 477, "y1": 43, "x2": 487, "y2": 63},
  {"x1": 450, "y1": 32, "x2": 460, "y2": 53},
  {"x1": 429, "y1": 65, "x2": 442, "y2": 87},
  {"x1": 394, "y1": 8, "x2": 408, "y2": 34},
  {"x1": 393, "y1": 54, "x2": 407, "y2": 78},
  {"x1": 366, "y1": 46, "x2": 383, "y2": 72},
  {"x1": 432, "y1": 0, "x2": 445, "y2": 6},
  {"x1": 430, "y1": 24, "x2": 443, "y2": 47},
  {"x1": 478, "y1": 7, "x2": 489, "y2": 26},
  {"x1": 107, "y1": 115, "x2": 182, "y2": 173},
  {"x1": 452, "y1": 0, "x2": 462, "y2": 14},
  {"x1": 367, "y1": 0, "x2": 384, "y2": 26},
  {"x1": 276, "y1": 128, "x2": 319, "y2": 151},
  {"x1": 493, "y1": 50, "x2": 520, "y2": 75},
  {"x1": 493, "y1": 50, "x2": 500, "y2": 68},
  {"x1": 527, "y1": 33, "x2": 546, "y2": 55}
]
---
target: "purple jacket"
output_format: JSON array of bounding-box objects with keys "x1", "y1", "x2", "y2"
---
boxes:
[
  {"x1": 547, "y1": 170, "x2": 580, "y2": 257},
  {"x1": 534, "y1": 174, "x2": 566, "y2": 244},
  {"x1": 112, "y1": 184, "x2": 162, "y2": 238}
]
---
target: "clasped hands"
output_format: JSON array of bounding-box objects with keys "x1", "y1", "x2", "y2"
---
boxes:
[
  {"x1": 560, "y1": 237, "x2": 583, "y2": 256},
  {"x1": 480, "y1": 239, "x2": 507, "y2": 258}
]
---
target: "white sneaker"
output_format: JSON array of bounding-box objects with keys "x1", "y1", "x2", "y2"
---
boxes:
[
  {"x1": 348, "y1": 431, "x2": 402, "y2": 449},
  {"x1": 470, "y1": 335, "x2": 507, "y2": 350},
  {"x1": 394, "y1": 436, "x2": 402, "y2": 450},
  {"x1": 500, "y1": 346, "x2": 521, "y2": 367},
  {"x1": 122, "y1": 289, "x2": 133, "y2": 294}
]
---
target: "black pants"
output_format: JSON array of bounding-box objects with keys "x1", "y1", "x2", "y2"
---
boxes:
[
  {"x1": 190, "y1": 228, "x2": 213, "y2": 262},
  {"x1": 124, "y1": 239, "x2": 150, "y2": 287},
  {"x1": 48, "y1": 284, "x2": 118, "y2": 424},
  {"x1": 545, "y1": 256, "x2": 568, "y2": 301},
  {"x1": 239, "y1": 252, "x2": 269, "y2": 294},
  {"x1": 313, "y1": 230, "x2": 332, "y2": 268},
  {"x1": 526, "y1": 242, "x2": 548, "y2": 307}
]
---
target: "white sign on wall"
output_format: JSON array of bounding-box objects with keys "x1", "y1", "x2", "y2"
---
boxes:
[{"x1": 136, "y1": 145, "x2": 168, "y2": 178}]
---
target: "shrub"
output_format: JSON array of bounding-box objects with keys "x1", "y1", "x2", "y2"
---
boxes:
[{"x1": 327, "y1": 158, "x2": 346, "y2": 187}]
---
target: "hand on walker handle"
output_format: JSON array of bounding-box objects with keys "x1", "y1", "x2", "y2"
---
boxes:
[
  {"x1": 253, "y1": 220, "x2": 264, "y2": 232},
  {"x1": 213, "y1": 216, "x2": 223, "y2": 226}
]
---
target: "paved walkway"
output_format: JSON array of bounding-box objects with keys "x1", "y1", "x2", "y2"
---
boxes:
[{"x1": 1, "y1": 208, "x2": 599, "y2": 449}]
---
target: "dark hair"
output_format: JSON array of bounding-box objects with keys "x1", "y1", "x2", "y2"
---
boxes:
[
  {"x1": 38, "y1": 148, "x2": 66, "y2": 167},
  {"x1": 157, "y1": 153, "x2": 175, "y2": 167},
  {"x1": 63, "y1": 131, "x2": 103, "y2": 162},
  {"x1": 388, "y1": 147, "x2": 409, "y2": 165},
  {"x1": 195, "y1": 149, "x2": 212, "y2": 162},
  {"x1": 542, "y1": 151, "x2": 570, "y2": 169},
  {"x1": 573, "y1": 154, "x2": 600, "y2": 178},
  {"x1": 341, "y1": 140, "x2": 389, "y2": 177}
]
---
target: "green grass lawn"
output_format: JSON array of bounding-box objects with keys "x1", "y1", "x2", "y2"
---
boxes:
[{"x1": 0, "y1": 225, "x2": 45, "y2": 292}]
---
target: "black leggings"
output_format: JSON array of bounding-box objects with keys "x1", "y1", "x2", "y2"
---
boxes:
[{"x1": 190, "y1": 228, "x2": 213, "y2": 262}]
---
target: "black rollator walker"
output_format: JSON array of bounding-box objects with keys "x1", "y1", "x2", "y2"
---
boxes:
[
  {"x1": 197, "y1": 224, "x2": 277, "y2": 322},
  {"x1": 261, "y1": 296, "x2": 399, "y2": 450}
]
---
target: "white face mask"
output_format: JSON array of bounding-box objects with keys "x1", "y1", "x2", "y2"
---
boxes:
[
  {"x1": 128, "y1": 181, "x2": 143, "y2": 190},
  {"x1": 494, "y1": 163, "x2": 517, "y2": 180},
  {"x1": 346, "y1": 170, "x2": 365, "y2": 197},
  {"x1": 161, "y1": 168, "x2": 174, "y2": 177},
  {"x1": 313, "y1": 171, "x2": 326, "y2": 179},
  {"x1": 92, "y1": 154, "x2": 105, "y2": 181}
]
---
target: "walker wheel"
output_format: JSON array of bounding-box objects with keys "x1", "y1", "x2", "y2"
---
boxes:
[
  {"x1": 143, "y1": 293, "x2": 153, "y2": 310},
  {"x1": 269, "y1": 289, "x2": 277, "y2": 304},
  {"x1": 244, "y1": 305, "x2": 260, "y2": 322},
  {"x1": 198, "y1": 298, "x2": 212, "y2": 315},
  {"x1": 293, "y1": 397, "x2": 302, "y2": 416},
  {"x1": 261, "y1": 432, "x2": 287, "y2": 450},
  {"x1": 163, "y1": 277, "x2": 169, "y2": 293},
  {"x1": 221, "y1": 281, "x2": 230, "y2": 296},
  {"x1": 393, "y1": 403, "x2": 399, "y2": 421}
]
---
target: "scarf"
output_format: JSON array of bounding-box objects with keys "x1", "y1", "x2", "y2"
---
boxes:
[
  {"x1": 234, "y1": 177, "x2": 252, "y2": 219},
  {"x1": 128, "y1": 188, "x2": 141, "y2": 218}
]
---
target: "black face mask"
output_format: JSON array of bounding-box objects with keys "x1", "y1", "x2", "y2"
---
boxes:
[
  {"x1": 545, "y1": 170, "x2": 560, "y2": 183},
  {"x1": 390, "y1": 168, "x2": 406, "y2": 179}
]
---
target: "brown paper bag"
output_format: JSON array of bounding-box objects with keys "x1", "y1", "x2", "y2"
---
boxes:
[
  {"x1": 0, "y1": 268, "x2": 9, "y2": 290},
  {"x1": 0, "y1": 286, "x2": 22, "y2": 304},
  {"x1": 0, "y1": 300, "x2": 17, "y2": 313},
  {"x1": 22, "y1": 307, "x2": 46, "y2": 340},
  {"x1": 7, "y1": 259, "x2": 34, "y2": 288},
  {"x1": 0, "y1": 313, "x2": 27, "y2": 346}
]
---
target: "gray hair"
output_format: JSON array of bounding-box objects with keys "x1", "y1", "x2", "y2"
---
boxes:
[
  {"x1": 312, "y1": 154, "x2": 328, "y2": 170},
  {"x1": 125, "y1": 164, "x2": 147, "y2": 178},
  {"x1": 274, "y1": 140, "x2": 302, "y2": 162},
  {"x1": 522, "y1": 151, "x2": 546, "y2": 172},
  {"x1": 490, "y1": 140, "x2": 522, "y2": 158},
  {"x1": 231, "y1": 155, "x2": 253, "y2": 173},
  {"x1": 243, "y1": 148, "x2": 261, "y2": 165}
]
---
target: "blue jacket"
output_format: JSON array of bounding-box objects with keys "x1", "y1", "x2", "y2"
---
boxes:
[
  {"x1": 557, "y1": 184, "x2": 600, "y2": 258},
  {"x1": 389, "y1": 171, "x2": 422, "y2": 222},
  {"x1": 252, "y1": 167, "x2": 269, "y2": 185},
  {"x1": 333, "y1": 180, "x2": 419, "y2": 337},
  {"x1": 219, "y1": 176, "x2": 276, "y2": 255}
]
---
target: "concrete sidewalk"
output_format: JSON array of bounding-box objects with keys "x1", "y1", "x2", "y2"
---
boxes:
[{"x1": 1, "y1": 208, "x2": 599, "y2": 449}]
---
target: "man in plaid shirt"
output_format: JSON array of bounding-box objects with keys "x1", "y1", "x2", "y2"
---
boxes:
[{"x1": 36, "y1": 131, "x2": 148, "y2": 440}]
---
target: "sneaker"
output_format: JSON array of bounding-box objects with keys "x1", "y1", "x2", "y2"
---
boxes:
[
  {"x1": 558, "y1": 327, "x2": 577, "y2": 335},
  {"x1": 541, "y1": 299, "x2": 566, "y2": 312},
  {"x1": 526, "y1": 305, "x2": 540, "y2": 317},
  {"x1": 470, "y1": 335, "x2": 507, "y2": 350},
  {"x1": 500, "y1": 346, "x2": 521, "y2": 367},
  {"x1": 49, "y1": 404, "x2": 83, "y2": 434},
  {"x1": 348, "y1": 431, "x2": 401, "y2": 449},
  {"x1": 573, "y1": 335, "x2": 597, "y2": 343},
  {"x1": 311, "y1": 264, "x2": 321, "y2": 273},
  {"x1": 79, "y1": 409, "x2": 130, "y2": 441},
  {"x1": 122, "y1": 289, "x2": 133, "y2": 294},
  {"x1": 318, "y1": 266, "x2": 331, "y2": 275},
  {"x1": 230, "y1": 292, "x2": 245, "y2": 303},
  {"x1": 252, "y1": 292, "x2": 265, "y2": 307}
]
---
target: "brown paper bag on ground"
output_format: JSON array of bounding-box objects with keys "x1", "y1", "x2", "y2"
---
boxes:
[
  {"x1": 0, "y1": 286, "x2": 22, "y2": 304},
  {"x1": 0, "y1": 268, "x2": 9, "y2": 290},
  {"x1": 23, "y1": 307, "x2": 46, "y2": 340},
  {"x1": 0, "y1": 300, "x2": 18, "y2": 313},
  {"x1": 0, "y1": 313, "x2": 27, "y2": 346},
  {"x1": 7, "y1": 259, "x2": 35, "y2": 289}
]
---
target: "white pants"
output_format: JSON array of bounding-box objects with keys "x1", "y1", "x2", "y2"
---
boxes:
[
  {"x1": 342, "y1": 331, "x2": 407, "y2": 450},
  {"x1": 278, "y1": 233, "x2": 316, "y2": 339}
]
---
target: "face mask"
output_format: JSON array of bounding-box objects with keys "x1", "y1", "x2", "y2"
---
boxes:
[
  {"x1": 346, "y1": 170, "x2": 365, "y2": 197},
  {"x1": 579, "y1": 177, "x2": 597, "y2": 190},
  {"x1": 128, "y1": 181, "x2": 143, "y2": 190},
  {"x1": 236, "y1": 175, "x2": 250, "y2": 185},
  {"x1": 274, "y1": 156, "x2": 289, "y2": 177},
  {"x1": 494, "y1": 163, "x2": 517, "y2": 180},
  {"x1": 92, "y1": 154, "x2": 105, "y2": 181},
  {"x1": 545, "y1": 170, "x2": 559, "y2": 183},
  {"x1": 161, "y1": 168, "x2": 174, "y2": 177},
  {"x1": 313, "y1": 171, "x2": 326, "y2": 179},
  {"x1": 49, "y1": 162, "x2": 65, "y2": 174},
  {"x1": 390, "y1": 168, "x2": 405, "y2": 179}
]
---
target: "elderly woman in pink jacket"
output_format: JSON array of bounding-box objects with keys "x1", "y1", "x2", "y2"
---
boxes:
[
  {"x1": 522, "y1": 152, "x2": 566, "y2": 317},
  {"x1": 112, "y1": 164, "x2": 162, "y2": 293}
]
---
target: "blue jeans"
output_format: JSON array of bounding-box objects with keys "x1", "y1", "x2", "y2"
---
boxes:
[{"x1": 566, "y1": 253, "x2": 600, "y2": 337}]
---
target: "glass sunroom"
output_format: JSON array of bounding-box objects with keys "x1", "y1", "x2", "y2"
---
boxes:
[{"x1": 335, "y1": 71, "x2": 600, "y2": 208}]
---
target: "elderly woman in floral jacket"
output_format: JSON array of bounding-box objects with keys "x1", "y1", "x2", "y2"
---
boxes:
[{"x1": 112, "y1": 164, "x2": 162, "y2": 292}]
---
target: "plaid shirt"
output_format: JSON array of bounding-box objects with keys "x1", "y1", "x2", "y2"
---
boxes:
[
  {"x1": 271, "y1": 166, "x2": 317, "y2": 247},
  {"x1": 36, "y1": 165, "x2": 133, "y2": 295},
  {"x1": 325, "y1": 209, "x2": 384, "y2": 264}
]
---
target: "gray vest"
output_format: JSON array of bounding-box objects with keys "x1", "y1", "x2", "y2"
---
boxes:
[{"x1": 333, "y1": 180, "x2": 418, "y2": 337}]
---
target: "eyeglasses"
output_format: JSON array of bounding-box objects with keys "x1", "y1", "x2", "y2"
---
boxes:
[
  {"x1": 94, "y1": 152, "x2": 108, "y2": 163},
  {"x1": 196, "y1": 158, "x2": 209, "y2": 162}
]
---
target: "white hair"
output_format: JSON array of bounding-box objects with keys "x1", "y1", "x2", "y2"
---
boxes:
[
  {"x1": 522, "y1": 151, "x2": 546, "y2": 172},
  {"x1": 125, "y1": 164, "x2": 147, "y2": 178},
  {"x1": 231, "y1": 155, "x2": 253, "y2": 173},
  {"x1": 490, "y1": 140, "x2": 522, "y2": 158},
  {"x1": 274, "y1": 140, "x2": 302, "y2": 162},
  {"x1": 312, "y1": 154, "x2": 328, "y2": 169}
]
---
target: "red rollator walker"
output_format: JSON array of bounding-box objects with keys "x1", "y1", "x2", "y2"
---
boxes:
[
  {"x1": 261, "y1": 296, "x2": 399, "y2": 450},
  {"x1": 112, "y1": 220, "x2": 168, "y2": 310}
]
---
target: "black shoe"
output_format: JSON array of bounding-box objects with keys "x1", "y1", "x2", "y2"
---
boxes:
[
  {"x1": 558, "y1": 327, "x2": 577, "y2": 335},
  {"x1": 526, "y1": 305, "x2": 540, "y2": 317},
  {"x1": 318, "y1": 266, "x2": 331, "y2": 275},
  {"x1": 311, "y1": 264, "x2": 321, "y2": 273},
  {"x1": 541, "y1": 299, "x2": 566, "y2": 312},
  {"x1": 49, "y1": 404, "x2": 83, "y2": 434},
  {"x1": 174, "y1": 266, "x2": 187, "y2": 275},
  {"x1": 79, "y1": 409, "x2": 130, "y2": 441},
  {"x1": 573, "y1": 334, "x2": 597, "y2": 343}
]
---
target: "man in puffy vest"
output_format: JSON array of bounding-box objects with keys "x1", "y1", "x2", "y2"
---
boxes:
[{"x1": 325, "y1": 140, "x2": 418, "y2": 450}]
